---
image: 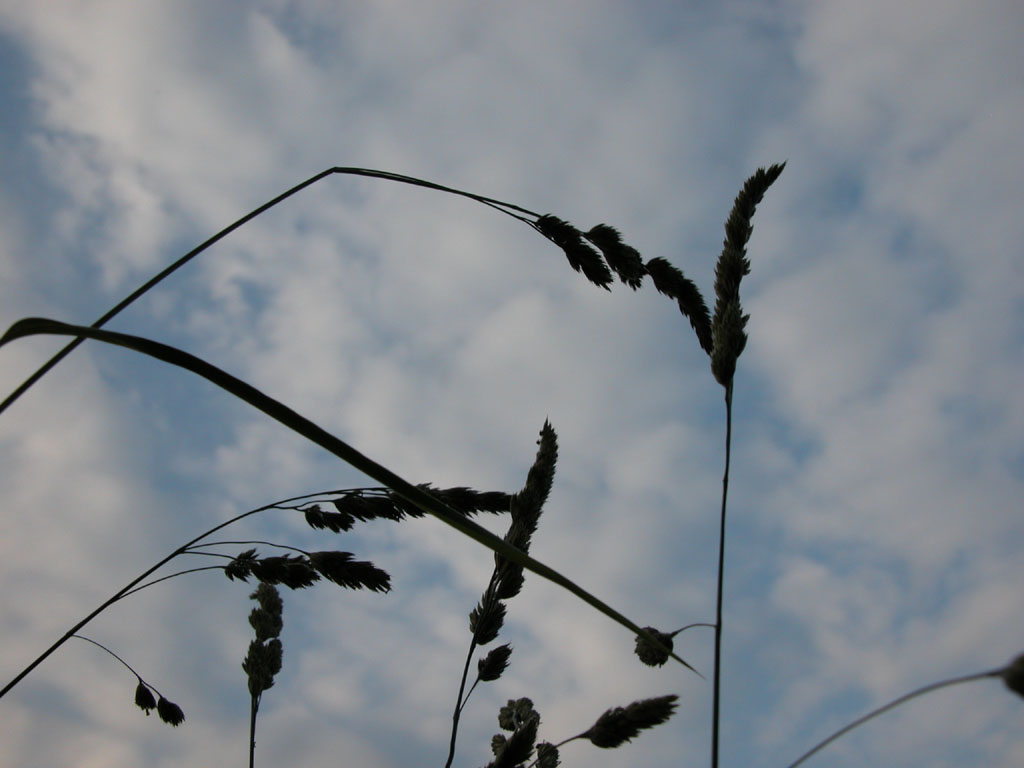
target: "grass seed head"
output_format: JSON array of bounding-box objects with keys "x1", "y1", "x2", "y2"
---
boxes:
[
  {"x1": 634, "y1": 626, "x2": 675, "y2": 667},
  {"x1": 303, "y1": 504, "x2": 354, "y2": 532},
  {"x1": 309, "y1": 551, "x2": 392, "y2": 592},
  {"x1": 134, "y1": 680, "x2": 156, "y2": 715},
  {"x1": 478, "y1": 644, "x2": 514, "y2": 682},
  {"x1": 584, "y1": 695, "x2": 678, "y2": 748},
  {"x1": 536, "y1": 214, "x2": 614, "y2": 289},
  {"x1": 1002, "y1": 652, "x2": 1024, "y2": 698},
  {"x1": 498, "y1": 697, "x2": 539, "y2": 732},
  {"x1": 711, "y1": 299, "x2": 749, "y2": 387},
  {"x1": 469, "y1": 599, "x2": 507, "y2": 645},
  {"x1": 585, "y1": 224, "x2": 646, "y2": 289},
  {"x1": 643, "y1": 257, "x2": 713, "y2": 354},
  {"x1": 490, "y1": 716, "x2": 538, "y2": 768},
  {"x1": 156, "y1": 696, "x2": 185, "y2": 727},
  {"x1": 536, "y1": 741, "x2": 561, "y2": 768}
]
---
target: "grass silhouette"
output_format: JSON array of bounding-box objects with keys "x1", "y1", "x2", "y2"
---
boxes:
[{"x1": 1, "y1": 164, "x2": 1019, "y2": 767}]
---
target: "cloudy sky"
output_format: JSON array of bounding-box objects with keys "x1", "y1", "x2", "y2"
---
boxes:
[{"x1": 1, "y1": 1, "x2": 1022, "y2": 767}]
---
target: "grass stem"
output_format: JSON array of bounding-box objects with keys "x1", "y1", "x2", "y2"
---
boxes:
[
  {"x1": 784, "y1": 668, "x2": 1003, "y2": 768},
  {"x1": 711, "y1": 382, "x2": 734, "y2": 768}
]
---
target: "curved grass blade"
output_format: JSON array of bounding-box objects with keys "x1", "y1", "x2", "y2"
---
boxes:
[{"x1": 0, "y1": 317, "x2": 698, "y2": 675}]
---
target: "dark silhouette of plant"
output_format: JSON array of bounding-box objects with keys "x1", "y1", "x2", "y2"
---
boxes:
[
  {"x1": 444, "y1": 422, "x2": 559, "y2": 767},
  {"x1": 1, "y1": 163, "x2": 1019, "y2": 767},
  {"x1": 72, "y1": 635, "x2": 184, "y2": 727},
  {"x1": 242, "y1": 583, "x2": 284, "y2": 768}
]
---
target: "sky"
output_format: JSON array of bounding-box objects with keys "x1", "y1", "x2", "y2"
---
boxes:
[{"x1": 0, "y1": 1, "x2": 1022, "y2": 767}]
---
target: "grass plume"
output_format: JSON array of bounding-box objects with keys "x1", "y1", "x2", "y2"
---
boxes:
[
  {"x1": 710, "y1": 162, "x2": 786, "y2": 387},
  {"x1": 446, "y1": 422, "x2": 560, "y2": 768}
]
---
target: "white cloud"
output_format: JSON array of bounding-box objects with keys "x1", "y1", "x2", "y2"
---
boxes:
[{"x1": 1, "y1": 1, "x2": 1022, "y2": 767}]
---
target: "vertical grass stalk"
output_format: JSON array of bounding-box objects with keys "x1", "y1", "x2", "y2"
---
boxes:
[{"x1": 711, "y1": 383, "x2": 733, "y2": 768}]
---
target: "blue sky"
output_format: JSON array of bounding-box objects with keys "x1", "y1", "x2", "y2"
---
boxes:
[{"x1": 1, "y1": 2, "x2": 1022, "y2": 767}]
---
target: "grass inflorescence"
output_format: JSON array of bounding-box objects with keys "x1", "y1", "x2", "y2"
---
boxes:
[
  {"x1": 73, "y1": 635, "x2": 185, "y2": 727},
  {"x1": 242, "y1": 583, "x2": 284, "y2": 768}
]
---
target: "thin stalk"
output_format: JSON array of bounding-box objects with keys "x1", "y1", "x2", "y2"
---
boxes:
[
  {"x1": 711, "y1": 382, "x2": 734, "y2": 768},
  {"x1": 186, "y1": 539, "x2": 308, "y2": 554},
  {"x1": 459, "y1": 676, "x2": 482, "y2": 713},
  {"x1": 0, "y1": 168, "x2": 537, "y2": 418},
  {"x1": 72, "y1": 635, "x2": 145, "y2": 680},
  {"x1": 445, "y1": 571, "x2": 500, "y2": 768},
  {"x1": 249, "y1": 692, "x2": 259, "y2": 768},
  {"x1": 784, "y1": 668, "x2": 1003, "y2": 768},
  {"x1": 444, "y1": 637, "x2": 480, "y2": 768},
  {"x1": 675, "y1": 622, "x2": 717, "y2": 635},
  {"x1": 119, "y1": 566, "x2": 227, "y2": 599}
]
